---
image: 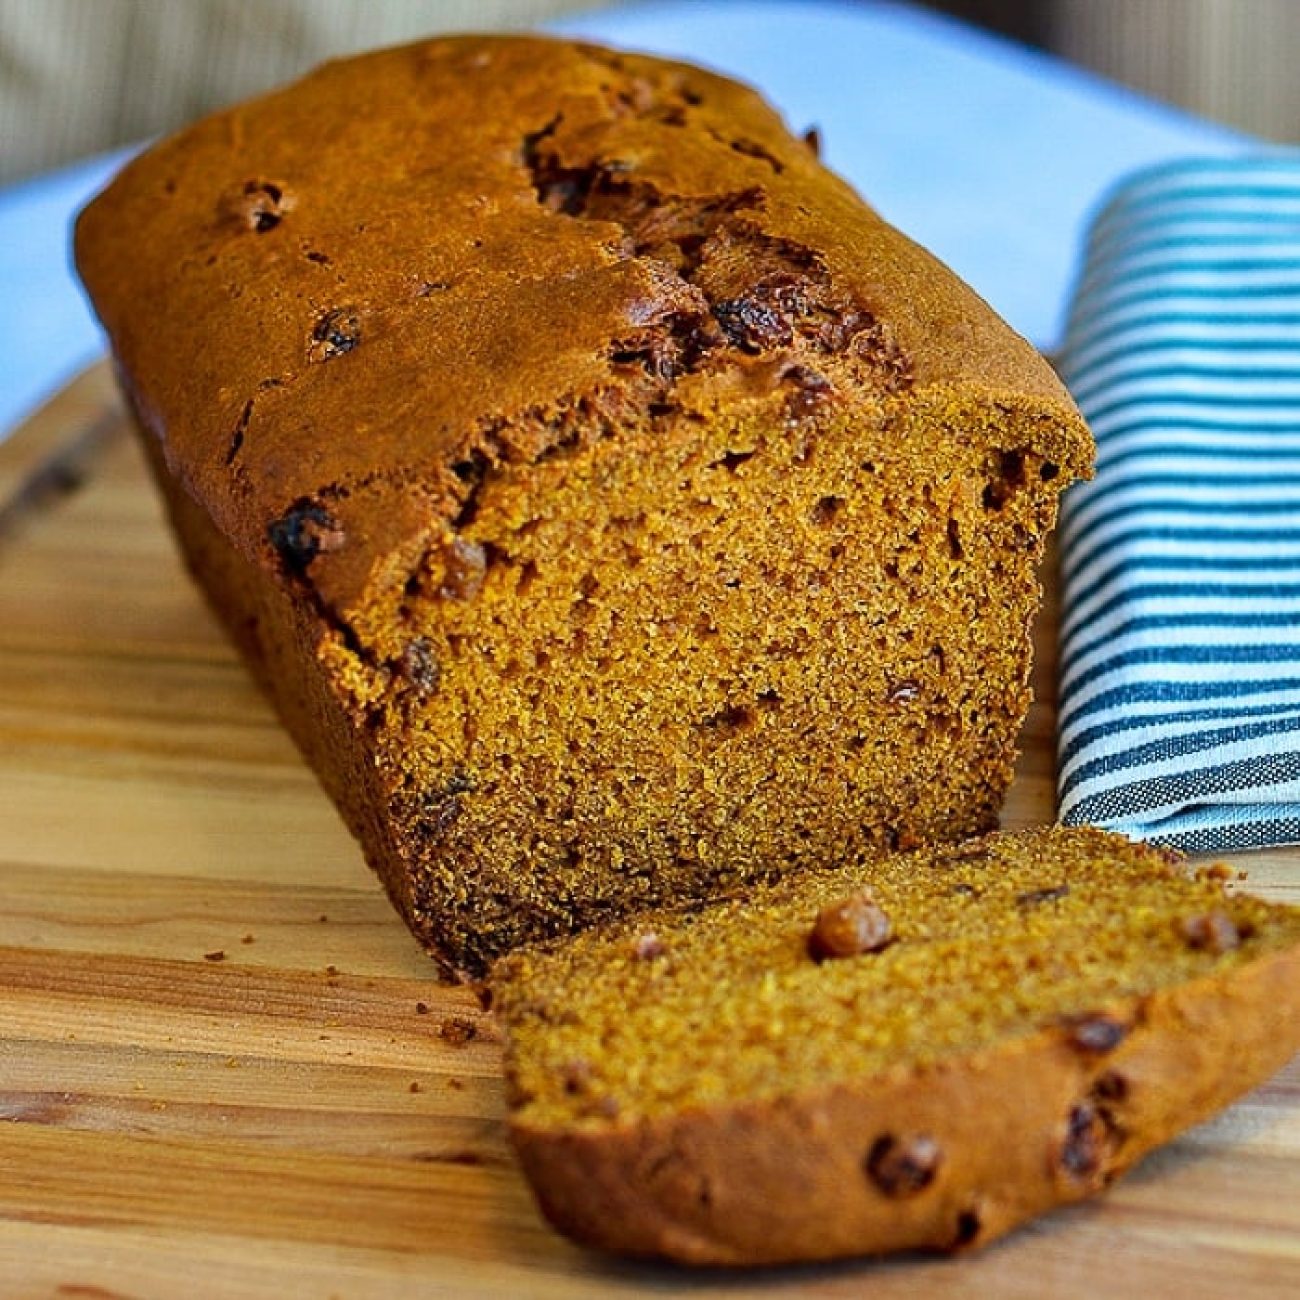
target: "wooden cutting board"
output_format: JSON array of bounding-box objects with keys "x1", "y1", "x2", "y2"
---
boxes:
[{"x1": 0, "y1": 364, "x2": 1296, "y2": 1299}]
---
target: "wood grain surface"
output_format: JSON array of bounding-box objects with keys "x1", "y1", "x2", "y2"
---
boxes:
[{"x1": 0, "y1": 364, "x2": 1296, "y2": 1299}]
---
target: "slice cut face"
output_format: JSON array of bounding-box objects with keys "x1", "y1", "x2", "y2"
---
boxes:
[{"x1": 493, "y1": 826, "x2": 1300, "y2": 1266}]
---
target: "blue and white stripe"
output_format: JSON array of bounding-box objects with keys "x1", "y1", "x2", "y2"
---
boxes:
[{"x1": 1056, "y1": 155, "x2": 1300, "y2": 853}]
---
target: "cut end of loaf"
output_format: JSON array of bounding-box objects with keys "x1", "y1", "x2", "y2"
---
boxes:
[
  {"x1": 322, "y1": 380, "x2": 1080, "y2": 977},
  {"x1": 495, "y1": 826, "x2": 1300, "y2": 1264}
]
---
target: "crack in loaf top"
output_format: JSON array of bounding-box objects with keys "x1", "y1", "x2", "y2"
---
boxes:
[{"x1": 75, "y1": 34, "x2": 1083, "y2": 614}]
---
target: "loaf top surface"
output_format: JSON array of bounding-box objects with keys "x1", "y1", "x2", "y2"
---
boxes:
[
  {"x1": 495, "y1": 825, "x2": 1300, "y2": 1126},
  {"x1": 75, "y1": 34, "x2": 1090, "y2": 612}
]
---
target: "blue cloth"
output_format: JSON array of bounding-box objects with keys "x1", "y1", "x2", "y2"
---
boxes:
[
  {"x1": 1, "y1": 147, "x2": 135, "y2": 435},
  {"x1": 1056, "y1": 155, "x2": 1300, "y2": 853}
]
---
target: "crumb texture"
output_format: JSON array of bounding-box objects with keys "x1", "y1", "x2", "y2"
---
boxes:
[{"x1": 497, "y1": 826, "x2": 1298, "y2": 1121}]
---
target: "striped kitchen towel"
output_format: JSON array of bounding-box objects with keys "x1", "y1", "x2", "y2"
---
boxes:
[{"x1": 1056, "y1": 154, "x2": 1300, "y2": 854}]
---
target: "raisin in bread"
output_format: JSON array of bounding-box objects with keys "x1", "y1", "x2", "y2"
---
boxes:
[
  {"x1": 494, "y1": 826, "x2": 1300, "y2": 1265},
  {"x1": 74, "y1": 36, "x2": 1092, "y2": 979}
]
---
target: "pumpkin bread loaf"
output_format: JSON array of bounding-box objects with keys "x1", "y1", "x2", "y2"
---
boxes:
[
  {"x1": 75, "y1": 36, "x2": 1092, "y2": 979},
  {"x1": 495, "y1": 825, "x2": 1300, "y2": 1266}
]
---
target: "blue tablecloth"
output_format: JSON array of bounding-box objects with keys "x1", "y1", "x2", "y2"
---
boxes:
[{"x1": 3, "y1": 0, "x2": 1241, "y2": 438}]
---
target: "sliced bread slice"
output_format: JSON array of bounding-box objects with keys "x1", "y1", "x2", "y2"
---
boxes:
[{"x1": 494, "y1": 826, "x2": 1300, "y2": 1265}]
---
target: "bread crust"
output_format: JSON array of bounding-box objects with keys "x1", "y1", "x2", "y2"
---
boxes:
[{"x1": 509, "y1": 943, "x2": 1299, "y2": 1265}]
